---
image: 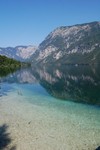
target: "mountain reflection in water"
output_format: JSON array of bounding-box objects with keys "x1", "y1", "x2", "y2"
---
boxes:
[
  {"x1": 31, "y1": 65, "x2": 100, "y2": 106},
  {"x1": 0, "y1": 65, "x2": 100, "y2": 106}
]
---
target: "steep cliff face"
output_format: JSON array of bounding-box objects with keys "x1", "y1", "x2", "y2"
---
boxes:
[
  {"x1": 0, "y1": 45, "x2": 37, "y2": 61},
  {"x1": 33, "y1": 21, "x2": 100, "y2": 64}
]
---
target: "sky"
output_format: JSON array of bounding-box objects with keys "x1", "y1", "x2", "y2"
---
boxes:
[{"x1": 0, "y1": 0, "x2": 100, "y2": 47}]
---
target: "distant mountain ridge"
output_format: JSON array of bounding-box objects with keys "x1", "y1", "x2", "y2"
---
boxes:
[
  {"x1": 33, "y1": 21, "x2": 100, "y2": 65},
  {"x1": 0, "y1": 45, "x2": 37, "y2": 61},
  {"x1": 1, "y1": 21, "x2": 100, "y2": 64}
]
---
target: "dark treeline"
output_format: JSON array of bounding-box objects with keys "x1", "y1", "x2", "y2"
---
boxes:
[
  {"x1": 0, "y1": 55, "x2": 30, "y2": 77},
  {"x1": 0, "y1": 55, "x2": 21, "y2": 67}
]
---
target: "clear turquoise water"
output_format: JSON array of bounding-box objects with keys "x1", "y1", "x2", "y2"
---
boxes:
[
  {"x1": 0, "y1": 66, "x2": 100, "y2": 149},
  {"x1": 1, "y1": 78, "x2": 100, "y2": 129}
]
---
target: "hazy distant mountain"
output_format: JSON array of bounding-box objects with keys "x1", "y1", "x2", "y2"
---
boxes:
[
  {"x1": 33, "y1": 21, "x2": 100, "y2": 65},
  {"x1": 0, "y1": 45, "x2": 37, "y2": 61}
]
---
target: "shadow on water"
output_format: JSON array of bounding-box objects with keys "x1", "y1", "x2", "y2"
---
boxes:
[{"x1": 0, "y1": 124, "x2": 16, "y2": 150}]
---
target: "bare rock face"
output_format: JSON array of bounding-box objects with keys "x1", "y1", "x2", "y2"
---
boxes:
[
  {"x1": 0, "y1": 45, "x2": 37, "y2": 61},
  {"x1": 33, "y1": 21, "x2": 100, "y2": 65}
]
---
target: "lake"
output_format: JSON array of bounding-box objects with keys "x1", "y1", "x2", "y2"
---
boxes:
[{"x1": 0, "y1": 65, "x2": 100, "y2": 150}]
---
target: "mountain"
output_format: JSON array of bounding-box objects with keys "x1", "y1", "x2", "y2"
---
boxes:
[
  {"x1": 0, "y1": 45, "x2": 37, "y2": 61},
  {"x1": 33, "y1": 21, "x2": 100, "y2": 65}
]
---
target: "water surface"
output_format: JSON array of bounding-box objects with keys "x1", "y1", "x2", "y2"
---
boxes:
[{"x1": 0, "y1": 65, "x2": 100, "y2": 150}]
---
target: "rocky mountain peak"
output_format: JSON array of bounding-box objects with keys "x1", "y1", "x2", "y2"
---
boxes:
[
  {"x1": 0, "y1": 45, "x2": 38, "y2": 61},
  {"x1": 33, "y1": 21, "x2": 100, "y2": 65}
]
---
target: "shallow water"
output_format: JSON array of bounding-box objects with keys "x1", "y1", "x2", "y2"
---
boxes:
[{"x1": 0, "y1": 66, "x2": 100, "y2": 150}]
